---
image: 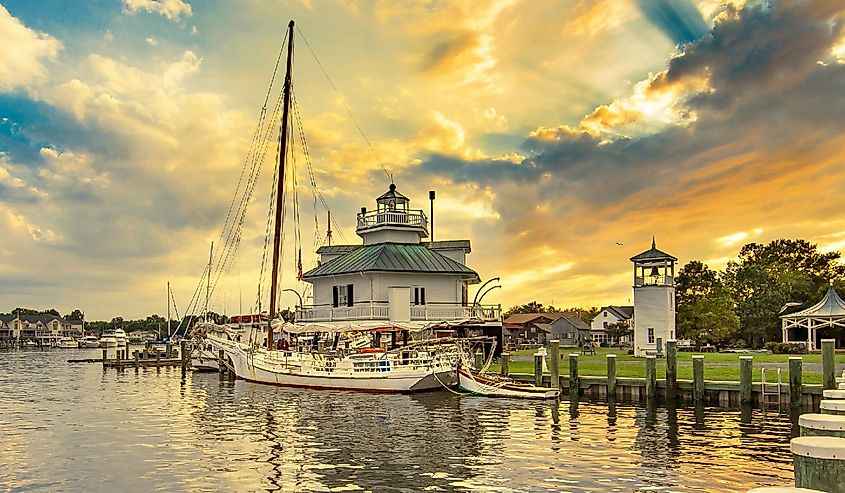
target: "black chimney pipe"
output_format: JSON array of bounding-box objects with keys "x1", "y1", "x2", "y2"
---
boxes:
[{"x1": 429, "y1": 190, "x2": 435, "y2": 243}]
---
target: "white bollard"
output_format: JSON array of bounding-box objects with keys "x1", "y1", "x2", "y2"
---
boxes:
[
  {"x1": 820, "y1": 400, "x2": 845, "y2": 416},
  {"x1": 822, "y1": 389, "x2": 845, "y2": 399},
  {"x1": 791, "y1": 436, "x2": 845, "y2": 492},
  {"x1": 799, "y1": 414, "x2": 845, "y2": 438}
]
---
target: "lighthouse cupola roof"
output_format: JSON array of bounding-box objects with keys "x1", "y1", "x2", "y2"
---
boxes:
[{"x1": 376, "y1": 183, "x2": 409, "y2": 211}]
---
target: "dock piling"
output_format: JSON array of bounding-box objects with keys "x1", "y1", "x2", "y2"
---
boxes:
[
  {"x1": 569, "y1": 353, "x2": 579, "y2": 397},
  {"x1": 155, "y1": 350, "x2": 161, "y2": 368},
  {"x1": 790, "y1": 357, "x2": 803, "y2": 408},
  {"x1": 500, "y1": 352, "x2": 510, "y2": 377},
  {"x1": 102, "y1": 349, "x2": 107, "y2": 367},
  {"x1": 474, "y1": 349, "x2": 484, "y2": 370},
  {"x1": 822, "y1": 339, "x2": 836, "y2": 390},
  {"x1": 693, "y1": 355, "x2": 705, "y2": 401},
  {"x1": 180, "y1": 340, "x2": 188, "y2": 371},
  {"x1": 218, "y1": 349, "x2": 225, "y2": 375},
  {"x1": 166, "y1": 343, "x2": 172, "y2": 360},
  {"x1": 115, "y1": 349, "x2": 122, "y2": 369},
  {"x1": 534, "y1": 353, "x2": 543, "y2": 387},
  {"x1": 549, "y1": 340, "x2": 560, "y2": 389},
  {"x1": 645, "y1": 356, "x2": 656, "y2": 400},
  {"x1": 134, "y1": 350, "x2": 140, "y2": 368},
  {"x1": 666, "y1": 339, "x2": 677, "y2": 400},
  {"x1": 740, "y1": 356, "x2": 753, "y2": 405},
  {"x1": 607, "y1": 354, "x2": 617, "y2": 398}
]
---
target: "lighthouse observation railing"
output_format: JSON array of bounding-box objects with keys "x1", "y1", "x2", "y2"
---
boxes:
[
  {"x1": 296, "y1": 302, "x2": 501, "y2": 323},
  {"x1": 634, "y1": 275, "x2": 674, "y2": 287},
  {"x1": 356, "y1": 209, "x2": 428, "y2": 233}
]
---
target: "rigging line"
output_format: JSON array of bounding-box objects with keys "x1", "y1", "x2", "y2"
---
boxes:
[
  {"x1": 290, "y1": 91, "x2": 320, "y2": 256},
  {"x1": 295, "y1": 25, "x2": 392, "y2": 183},
  {"x1": 210, "y1": 33, "x2": 288, "y2": 278},
  {"x1": 290, "y1": 89, "x2": 348, "y2": 242},
  {"x1": 209, "y1": 68, "x2": 287, "y2": 303}
]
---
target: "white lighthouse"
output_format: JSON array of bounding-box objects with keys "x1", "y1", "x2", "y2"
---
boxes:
[{"x1": 630, "y1": 238, "x2": 677, "y2": 357}]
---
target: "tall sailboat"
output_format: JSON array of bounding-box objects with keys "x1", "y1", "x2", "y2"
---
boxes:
[{"x1": 206, "y1": 20, "x2": 461, "y2": 392}]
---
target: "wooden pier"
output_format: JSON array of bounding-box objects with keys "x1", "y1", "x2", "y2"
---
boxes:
[{"x1": 68, "y1": 341, "x2": 190, "y2": 370}]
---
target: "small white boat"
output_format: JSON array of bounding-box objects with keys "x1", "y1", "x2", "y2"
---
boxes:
[
  {"x1": 79, "y1": 336, "x2": 100, "y2": 348},
  {"x1": 56, "y1": 337, "x2": 79, "y2": 349},
  {"x1": 99, "y1": 331, "x2": 118, "y2": 348},
  {"x1": 191, "y1": 341, "x2": 220, "y2": 371},
  {"x1": 22, "y1": 340, "x2": 37, "y2": 348},
  {"x1": 458, "y1": 368, "x2": 559, "y2": 399},
  {"x1": 114, "y1": 328, "x2": 127, "y2": 347}
]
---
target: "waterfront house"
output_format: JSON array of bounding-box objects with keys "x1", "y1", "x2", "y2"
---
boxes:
[
  {"x1": 0, "y1": 314, "x2": 76, "y2": 345},
  {"x1": 296, "y1": 184, "x2": 502, "y2": 344},
  {"x1": 503, "y1": 312, "x2": 590, "y2": 347},
  {"x1": 590, "y1": 305, "x2": 633, "y2": 345}
]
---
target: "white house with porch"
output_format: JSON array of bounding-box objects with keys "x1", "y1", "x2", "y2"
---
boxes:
[
  {"x1": 296, "y1": 184, "x2": 501, "y2": 330},
  {"x1": 781, "y1": 284, "x2": 845, "y2": 350}
]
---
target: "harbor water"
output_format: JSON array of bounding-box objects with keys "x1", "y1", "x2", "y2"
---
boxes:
[{"x1": 0, "y1": 348, "x2": 796, "y2": 492}]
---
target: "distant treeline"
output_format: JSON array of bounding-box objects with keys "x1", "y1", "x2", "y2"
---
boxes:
[{"x1": 0, "y1": 309, "x2": 229, "y2": 336}]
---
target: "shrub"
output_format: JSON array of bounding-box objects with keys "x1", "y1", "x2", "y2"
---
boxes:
[{"x1": 764, "y1": 342, "x2": 807, "y2": 354}]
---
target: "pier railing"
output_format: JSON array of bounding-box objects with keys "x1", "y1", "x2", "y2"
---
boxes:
[{"x1": 296, "y1": 302, "x2": 501, "y2": 323}]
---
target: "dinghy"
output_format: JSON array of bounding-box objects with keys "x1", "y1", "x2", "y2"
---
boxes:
[{"x1": 458, "y1": 367, "x2": 559, "y2": 400}]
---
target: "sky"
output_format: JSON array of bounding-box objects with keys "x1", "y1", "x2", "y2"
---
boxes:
[{"x1": 1, "y1": 0, "x2": 844, "y2": 320}]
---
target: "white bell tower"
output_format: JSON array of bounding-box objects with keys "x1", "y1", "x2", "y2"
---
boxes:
[{"x1": 630, "y1": 237, "x2": 677, "y2": 357}]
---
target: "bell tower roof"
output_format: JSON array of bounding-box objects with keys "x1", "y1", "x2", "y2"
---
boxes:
[{"x1": 630, "y1": 237, "x2": 677, "y2": 263}]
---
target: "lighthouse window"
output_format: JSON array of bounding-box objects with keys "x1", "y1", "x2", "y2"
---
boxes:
[{"x1": 647, "y1": 328, "x2": 655, "y2": 344}]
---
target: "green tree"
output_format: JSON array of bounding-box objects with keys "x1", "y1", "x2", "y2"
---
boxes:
[
  {"x1": 605, "y1": 321, "x2": 632, "y2": 346},
  {"x1": 723, "y1": 240, "x2": 845, "y2": 347},
  {"x1": 64, "y1": 309, "x2": 84, "y2": 321},
  {"x1": 676, "y1": 260, "x2": 739, "y2": 348},
  {"x1": 504, "y1": 301, "x2": 552, "y2": 318}
]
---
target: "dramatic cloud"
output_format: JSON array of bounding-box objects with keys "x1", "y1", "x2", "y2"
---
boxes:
[
  {"x1": 635, "y1": 0, "x2": 709, "y2": 44},
  {"x1": 0, "y1": 5, "x2": 62, "y2": 92}
]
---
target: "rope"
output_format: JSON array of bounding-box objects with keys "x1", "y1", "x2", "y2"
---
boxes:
[{"x1": 296, "y1": 25, "x2": 392, "y2": 183}]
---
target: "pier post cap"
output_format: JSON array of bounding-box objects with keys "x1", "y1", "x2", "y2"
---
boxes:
[
  {"x1": 798, "y1": 413, "x2": 845, "y2": 431},
  {"x1": 820, "y1": 399, "x2": 845, "y2": 411},
  {"x1": 500, "y1": 351, "x2": 510, "y2": 356},
  {"x1": 790, "y1": 436, "x2": 845, "y2": 460},
  {"x1": 549, "y1": 339, "x2": 560, "y2": 343},
  {"x1": 820, "y1": 338, "x2": 836, "y2": 343},
  {"x1": 568, "y1": 353, "x2": 579, "y2": 357},
  {"x1": 667, "y1": 339, "x2": 677, "y2": 343},
  {"x1": 692, "y1": 355, "x2": 705, "y2": 359},
  {"x1": 739, "y1": 356, "x2": 753, "y2": 360},
  {"x1": 822, "y1": 389, "x2": 845, "y2": 399},
  {"x1": 645, "y1": 355, "x2": 656, "y2": 359},
  {"x1": 606, "y1": 353, "x2": 617, "y2": 358},
  {"x1": 788, "y1": 356, "x2": 803, "y2": 360}
]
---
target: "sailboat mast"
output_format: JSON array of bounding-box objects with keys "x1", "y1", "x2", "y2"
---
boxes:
[
  {"x1": 166, "y1": 281, "x2": 171, "y2": 338},
  {"x1": 268, "y1": 19, "x2": 296, "y2": 351},
  {"x1": 206, "y1": 241, "x2": 213, "y2": 321}
]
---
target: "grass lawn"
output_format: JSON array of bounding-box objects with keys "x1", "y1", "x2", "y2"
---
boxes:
[{"x1": 494, "y1": 347, "x2": 835, "y2": 385}]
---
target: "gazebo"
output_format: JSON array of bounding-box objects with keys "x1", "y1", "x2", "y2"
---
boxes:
[{"x1": 781, "y1": 285, "x2": 845, "y2": 349}]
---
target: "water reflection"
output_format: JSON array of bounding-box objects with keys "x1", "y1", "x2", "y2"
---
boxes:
[{"x1": 0, "y1": 349, "x2": 798, "y2": 492}]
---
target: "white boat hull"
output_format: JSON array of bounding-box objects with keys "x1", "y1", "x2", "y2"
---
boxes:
[
  {"x1": 57, "y1": 342, "x2": 79, "y2": 349},
  {"x1": 191, "y1": 348, "x2": 220, "y2": 372},
  {"x1": 211, "y1": 336, "x2": 458, "y2": 393},
  {"x1": 458, "y1": 369, "x2": 559, "y2": 399}
]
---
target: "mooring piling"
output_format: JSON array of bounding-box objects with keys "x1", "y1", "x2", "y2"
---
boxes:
[
  {"x1": 666, "y1": 339, "x2": 677, "y2": 401},
  {"x1": 569, "y1": 353, "x2": 579, "y2": 397},
  {"x1": 822, "y1": 339, "x2": 836, "y2": 390},
  {"x1": 645, "y1": 356, "x2": 656, "y2": 400},
  {"x1": 693, "y1": 355, "x2": 705, "y2": 401},
  {"x1": 740, "y1": 356, "x2": 753, "y2": 405},
  {"x1": 549, "y1": 340, "x2": 560, "y2": 389},
  {"x1": 500, "y1": 352, "x2": 510, "y2": 377},
  {"x1": 606, "y1": 353, "x2": 617, "y2": 398},
  {"x1": 534, "y1": 352, "x2": 543, "y2": 387},
  {"x1": 789, "y1": 357, "x2": 803, "y2": 408},
  {"x1": 180, "y1": 340, "x2": 188, "y2": 371}
]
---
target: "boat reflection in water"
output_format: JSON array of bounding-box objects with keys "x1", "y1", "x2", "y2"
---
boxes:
[{"x1": 183, "y1": 372, "x2": 796, "y2": 492}]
